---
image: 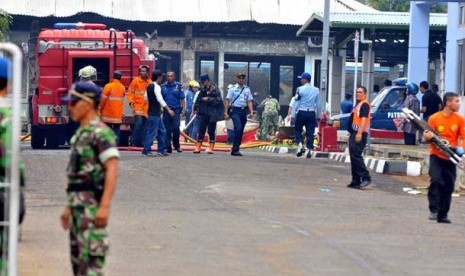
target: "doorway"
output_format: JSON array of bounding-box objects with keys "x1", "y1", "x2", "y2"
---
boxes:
[{"x1": 224, "y1": 55, "x2": 304, "y2": 117}]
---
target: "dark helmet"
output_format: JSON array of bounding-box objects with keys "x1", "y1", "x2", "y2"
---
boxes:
[
  {"x1": 406, "y1": 82, "x2": 419, "y2": 95},
  {"x1": 113, "y1": 70, "x2": 122, "y2": 79}
]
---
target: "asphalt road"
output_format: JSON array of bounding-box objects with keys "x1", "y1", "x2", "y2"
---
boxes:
[{"x1": 18, "y1": 146, "x2": 465, "y2": 275}]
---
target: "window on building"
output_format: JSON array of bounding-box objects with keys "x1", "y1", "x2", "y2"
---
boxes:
[
  {"x1": 248, "y1": 62, "x2": 271, "y2": 104},
  {"x1": 223, "y1": 61, "x2": 271, "y2": 103},
  {"x1": 196, "y1": 52, "x2": 218, "y2": 84},
  {"x1": 460, "y1": 4, "x2": 465, "y2": 26},
  {"x1": 279, "y1": 66, "x2": 294, "y2": 105},
  {"x1": 223, "y1": 61, "x2": 248, "y2": 93}
]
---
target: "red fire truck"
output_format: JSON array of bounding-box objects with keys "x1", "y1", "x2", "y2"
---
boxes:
[{"x1": 29, "y1": 22, "x2": 154, "y2": 148}]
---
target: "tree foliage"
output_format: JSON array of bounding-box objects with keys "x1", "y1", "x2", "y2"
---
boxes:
[
  {"x1": 0, "y1": 9, "x2": 12, "y2": 41},
  {"x1": 366, "y1": 0, "x2": 410, "y2": 12},
  {"x1": 366, "y1": 0, "x2": 446, "y2": 13}
]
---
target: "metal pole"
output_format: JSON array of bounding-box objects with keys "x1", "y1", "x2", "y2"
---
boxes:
[
  {"x1": 0, "y1": 42, "x2": 22, "y2": 276},
  {"x1": 353, "y1": 31, "x2": 359, "y2": 106},
  {"x1": 320, "y1": 0, "x2": 331, "y2": 115}
]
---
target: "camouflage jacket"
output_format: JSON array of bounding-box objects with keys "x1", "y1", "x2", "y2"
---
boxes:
[
  {"x1": 262, "y1": 98, "x2": 280, "y2": 116},
  {"x1": 0, "y1": 105, "x2": 25, "y2": 189},
  {"x1": 67, "y1": 117, "x2": 119, "y2": 207}
]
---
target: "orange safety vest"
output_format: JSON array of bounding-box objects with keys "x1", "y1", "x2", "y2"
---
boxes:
[
  {"x1": 351, "y1": 99, "x2": 371, "y2": 132},
  {"x1": 100, "y1": 79, "x2": 125, "y2": 124},
  {"x1": 127, "y1": 76, "x2": 152, "y2": 117}
]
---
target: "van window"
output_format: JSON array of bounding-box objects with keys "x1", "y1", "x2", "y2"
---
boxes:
[{"x1": 380, "y1": 88, "x2": 406, "y2": 110}]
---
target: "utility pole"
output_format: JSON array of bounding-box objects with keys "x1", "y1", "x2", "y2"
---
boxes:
[{"x1": 320, "y1": 0, "x2": 331, "y2": 115}]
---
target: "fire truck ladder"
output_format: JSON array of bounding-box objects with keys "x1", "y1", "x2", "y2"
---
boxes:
[
  {"x1": 109, "y1": 29, "x2": 135, "y2": 81},
  {"x1": 0, "y1": 42, "x2": 23, "y2": 276}
]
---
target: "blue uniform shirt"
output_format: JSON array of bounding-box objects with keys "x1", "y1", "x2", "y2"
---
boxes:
[
  {"x1": 293, "y1": 83, "x2": 322, "y2": 117},
  {"x1": 185, "y1": 89, "x2": 195, "y2": 113},
  {"x1": 227, "y1": 84, "x2": 253, "y2": 107},
  {"x1": 162, "y1": 81, "x2": 185, "y2": 109}
]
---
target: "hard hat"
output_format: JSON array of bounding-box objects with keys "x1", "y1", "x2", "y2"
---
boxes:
[
  {"x1": 0, "y1": 57, "x2": 10, "y2": 80},
  {"x1": 189, "y1": 80, "x2": 200, "y2": 88},
  {"x1": 113, "y1": 70, "x2": 122, "y2": 79},
  {"x1": 406, "y1": 82, "x2": 419, "y2": 95},
  {"x1": 79, "y1": 65, "x2": 97, "y2": 78}
]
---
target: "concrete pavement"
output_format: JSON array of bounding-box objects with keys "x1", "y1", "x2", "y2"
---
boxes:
[{"x1": 18, "y1": 147, "x2": 465, "y2": 275}]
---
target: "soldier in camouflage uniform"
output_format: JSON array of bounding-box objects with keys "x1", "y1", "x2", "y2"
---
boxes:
[
  {"x1": 61, "y1": 81, "x2": 119, "y2": 276},
  {"x1": 258, "y1": 96, "x2": 280, "y2": 140},
  {"x1": 0, "y1": 57, "x2": 26, "y2": 273}
]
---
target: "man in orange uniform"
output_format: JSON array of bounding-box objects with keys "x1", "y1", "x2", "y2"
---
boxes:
[
  {"x1": 100, "y1": 70, "x2": 125, "y2": 144},
  {"x1": 127, "y1": 65, "x2": 152, "y2": 147},
  {"x1": 347, "y1": 86, "x2": 372, "y2": 190},
  {"x1": 424, "y1": 92, "x2": 465, "y2": 223}
]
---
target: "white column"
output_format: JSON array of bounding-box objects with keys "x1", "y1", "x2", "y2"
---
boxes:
[
  {"x1": 330, "y1": 55, "x2": 343, "y2": 116},
  {"x1": 362, "y1": 48, "x2": 375, "y2": 97},
  {"x1": 218, "y1": 43, "x2": 225, "y2": 97},
  {"x1": 181, "y1": 49, "x2": 195, "y2": 85},
  {"x1": 433, "y1": 59, "x2": 441, "y2": 86},
  {"x1": 407, "y1": 1, "x2": 430, "y2": 84},
  {"x1": 339, "y1": 48, "x2": 347, "y2": 101},
  {"x1": 305, "y1": 46, "x2": 312, "y2": 73},
  {"x1": 445, "y1": 3, "x2": 460, "y2": 92}
]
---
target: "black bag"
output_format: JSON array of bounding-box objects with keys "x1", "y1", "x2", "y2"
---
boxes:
[{"x1": 227, "y1": 87, "x2": 245, "y2": 116}]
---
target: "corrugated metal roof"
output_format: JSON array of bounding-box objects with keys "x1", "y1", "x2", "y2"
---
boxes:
[
  {"x1": 297, "y1": 11, "x2": 447, "y2": 36},
  {"x1": 1, "y1": 0, "x2": 377, "y2": 25},
  {"x1": 325, "y1": 12, "x2": 448, "y2": 28}
]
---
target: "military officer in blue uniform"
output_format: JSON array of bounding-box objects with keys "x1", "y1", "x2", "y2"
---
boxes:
[
  {"x1": 224, "y1": 73, "x2": 254, "y2": 156},
  {"x1": 161, "y1": 71, "x2": 185, "y2": 153},
  {"x1": 292, "y1": 72, "x2": 322, "y2": 158}
]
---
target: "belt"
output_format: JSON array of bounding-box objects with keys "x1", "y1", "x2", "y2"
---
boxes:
[
  {"x1": 233, "y1": 106, "x2": 247, "y2": 110},
  {"x1": 298, "y1": 108, "x2": 315, "y2": 112}
]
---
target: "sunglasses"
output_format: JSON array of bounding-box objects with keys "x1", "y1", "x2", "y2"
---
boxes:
[{"x1": 69, "y1": 98, "x2": 83, "y2": 107}]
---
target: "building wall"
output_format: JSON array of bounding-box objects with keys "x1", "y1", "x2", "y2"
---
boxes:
[
  {"x1": 445, "y1": 2, "x2": 465, "y2": 94},
  {"x1": 150, "y1": 36, "x2": 307, "y2": 84}
]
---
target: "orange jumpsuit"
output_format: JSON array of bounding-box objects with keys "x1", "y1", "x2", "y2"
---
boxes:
[
  {"x1": 100, "y1": 79, "x2": 125, "y2": 124},
  {"x1": 127, "y1": 76, "x2": 152, "y2": 117}
]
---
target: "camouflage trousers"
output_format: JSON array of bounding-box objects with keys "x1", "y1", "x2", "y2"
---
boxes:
[
  {"x1": 0, "y1": 229, "x2": 3, "y2": 274},
  {"x1": 70, "y1": 205, "x2": 109, "y2": 276},
  {"x1": 259, "y1": 115, "x2": 279, "y2": 140}
]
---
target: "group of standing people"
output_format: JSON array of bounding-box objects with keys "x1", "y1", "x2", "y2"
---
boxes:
[
  {"x1": 100, "y1": 66, "x2": 254, "y2": 156},
  {"x1": 342, "y1": 77, "x2": 462, "y2": 224},
  {"x1": 123, "y1": 66, "x2": 185, "y2": 156},
  {"x1": 397, "y1": 80, "x2": 443, "y2": 145}
]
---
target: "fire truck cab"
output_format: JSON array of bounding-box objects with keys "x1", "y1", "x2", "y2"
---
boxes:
[{"x1": 30, "y1": 23, "x2": 154, "y2": 148}]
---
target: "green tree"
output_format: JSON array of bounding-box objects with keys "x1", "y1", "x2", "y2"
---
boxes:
[
  {"x1": 0, "y1": 9, "x2": 12, "y2": 41},
  {"x1": 366, "y1": 0, "x2": 446, "y2": 13},
  {"x1": 366, "y1": 0, "x2": 410, "y2": 12}
]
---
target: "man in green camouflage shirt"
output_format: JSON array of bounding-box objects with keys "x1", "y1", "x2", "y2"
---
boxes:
[
  {"x1": 259, "y1": 96, "x2": 280, "y2": 140},
  {"x1": 0, "y1": 57, "x2": 25, "y2": 273},
  {"x1": 61, "y1": 81, "x2": 119, "y2": 276}
]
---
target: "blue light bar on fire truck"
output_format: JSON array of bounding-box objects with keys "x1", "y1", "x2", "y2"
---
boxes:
[{"x1": 53, "y1": 23, "x2": 107, "y2": 30}]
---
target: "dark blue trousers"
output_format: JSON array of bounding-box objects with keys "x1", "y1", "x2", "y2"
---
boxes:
[
  {"x1": 231, "y1": 107, "x2": 247, "y2": 153},
  {"x1": 294, "y1": 111, "x2": 316, "y2": 149},
  {"x1": 163, "y1": 109, "x2": 181, "y2": 151},
  {"x1": 142, "y1": 116, "x2": 166, "y2": 154},
  {"x1": 131, "y1": 115, "x2": 147, "y2": 147}
]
